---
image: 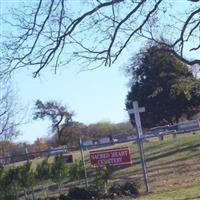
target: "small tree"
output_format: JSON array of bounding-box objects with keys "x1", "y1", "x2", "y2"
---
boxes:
[
  {"x1": 35, "y1": 158, "x2": 50, "y2": 198},
  {"x1": 17, "y1": 162, "x2": 36, "y2": 200},
  {"x1": 68, "y1": 161, "x2": 84, "y2": 183},
  {"x1": 0, "y1": 167, "x2": 18, "y2": 200},
  {"x1": 51, "y1": 155, "x2": 68, "y2": 194},
  {"x1": 94, "y1": 165, "x2": 112, "y2": 194}
]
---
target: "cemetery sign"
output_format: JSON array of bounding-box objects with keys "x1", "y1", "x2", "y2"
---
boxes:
[{"x1": 90, "y1": 147, "x2": 131, "y2": 166}]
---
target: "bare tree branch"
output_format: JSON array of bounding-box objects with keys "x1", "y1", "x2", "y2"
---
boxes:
[
  {"x1": 1, "y1": 0, "x2": 200, "y2": 76},
  {"x1": 0, "y1": 84, "x2": 20, "y2": 141}
]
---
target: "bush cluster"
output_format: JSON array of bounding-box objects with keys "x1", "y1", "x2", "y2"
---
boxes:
[
  {"x1": 109, "y1": 181, "x2": 139, "y2": 197},
  {"x1": 68, "y1": 187, "x2": 98, "y2": 200},
  {"x1": 0, "y1": 156, "x2": 84, "y2": 200},
  {"x1": 47, "y1": 181, "x2": 139, "y2": 200}
]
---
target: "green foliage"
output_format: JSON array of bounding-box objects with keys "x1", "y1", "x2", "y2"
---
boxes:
[
  {"x1": 67, "y1": 187, "x2": 98, "y2": 200},
  {"x1": 59, "y1": 121, "x2": 87, "y2": 146},
  {"x1": 94, "y1": 165, "x2": 112, "y2": 193},
  {"x1": 122, "y1": 181, "x2": 139, "y2": 196},
  {"x1": 108, "y1": 181, "x2": 139, "y2": 197},
  {"x1": 50, "y1": 121, "x2": 135, "y2": 147},
  {"x1": 36, "y1": 158, "x2": 50, "y2": 182},
  {"x1": 87, "y1": 121, "x2": 135, "y2": 139},
  {"x1": 127, "y1": 44, "x2": 200, "y2": 127},
  {"x1": 108, "y1": 183, "x2": 123, "y2": 196},
  {"x1": 0, "y1": 165, "x2": 36, "y2": 200},
  {"x1": 0, "y1": 167, "x2": 18, "y2": 200},
  {"x1": 35, "y1": 158, "x2": 51, "y2": 197},
  {"x1": 51, "y1": 155, "x2": 68, "y2": 184},
  {"x1": 68, "y1": 161, "x2": 84, "y2": 181},
  {"x1": 66, "y1": 181, "x2": 139, "y2": 200},
  {"x1": 17, "y1": 161, "x2": 36, "y2": 189}
]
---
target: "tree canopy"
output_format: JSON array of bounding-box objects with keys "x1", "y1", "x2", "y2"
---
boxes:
[
  {"x1": 57, "y1": 121, "x2": 87, "y2": 146},
  {"x1": 126, "y1": 44, "x2": 200, "y2": 127},
  {"x1": 87, "y1": 121, "x2": 134, "y2": 138},
  {"x1": 49, "y1": 121, "x2": 134, "y2": 147},
  {"x1": 1, "y1": 0, "x2": 200, "y2": 77},
  {"x1": 33, "y1": 100, "x2": 134, "y2": 147},
  {"x1": 33, "y1": 100, "x2": 74, "y2": 143}
]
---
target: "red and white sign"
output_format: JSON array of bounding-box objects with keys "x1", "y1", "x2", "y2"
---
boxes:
[{"x1": 90, "y1": 147, "x2": 132, "y2": 166}]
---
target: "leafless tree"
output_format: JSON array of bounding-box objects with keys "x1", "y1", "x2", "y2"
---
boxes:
[
  {"x1": 0, "y1": 83, "x2": 21, "y2": 158},
  {"x1": 1, "y1": 0, "x2": 200, "y2": 77},
  {"x1": 0, "y1": 87, "x2": 19, "y2": 140}
]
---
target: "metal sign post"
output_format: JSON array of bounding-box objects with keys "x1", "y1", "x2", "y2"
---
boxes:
[
  {"x1": 79, "y1": 137, "x2": 89, "y2": 188},
  {"x1": 23, "y1": 143, "x2": 29, "y2": 162},
  {"x1": 128, "y1": 101, "x2": 150, "y2": 193}
]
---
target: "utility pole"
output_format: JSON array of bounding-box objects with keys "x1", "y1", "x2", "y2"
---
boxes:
[
  {"x1": 79, "y1": 137, "x2": 89, "y2": 188},
  {"x1": 128, "y1": 101, "x2": 150, "y2": 193}
]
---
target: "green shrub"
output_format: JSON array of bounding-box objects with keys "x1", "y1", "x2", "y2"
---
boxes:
[
  {"x1": 47, "y1": 197, "x2": 58, "y2": 200},
  {"x1": 59, "y1": 194, "x2": 69, "y2": 200},
  {"x1": 0, "y1": 167, "x2": 20, "y2": 200},
  {"x1": 68, "y1": 161, "x2": 84, "y2": 181},
  {"x1": 51, "y1": 155, "x2": 68, "y2": 194},
  {"x1": 93, "y1": 165, "x2": 112, "y2": 193},
  {"x1": 67, "y1": 187, "x2": 98, "y2": 200},
  {"x1": 108, "y1": 181, "x2": 139, "y2": 198},
  {"x1": 108, "y1": 183, "x2": 123, "y2": 197},
  {"x1": 122, "y1": 181, "x2": 139, "y2": 196}
]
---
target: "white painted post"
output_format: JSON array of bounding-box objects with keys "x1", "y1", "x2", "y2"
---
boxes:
[{"x1": 128, "y1": 101, "x2": 150, "y2": 193}]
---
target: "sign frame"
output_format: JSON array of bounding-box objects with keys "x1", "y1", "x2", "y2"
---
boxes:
[{"x1": 90, "y1": 147, "x2": 132, "y2": 166}]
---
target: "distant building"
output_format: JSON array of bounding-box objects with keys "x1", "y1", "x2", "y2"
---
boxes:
[
  {"x1": 44, "y1": 146, "x2": 68, "y2": 156},
  {"x1": 112, "y1": 133, "x2": 133, "y2": 142},
  {"x1": 82, "y1": 139, "x2": 94, "y2": 146},
  {"x1": 99, "y1": 137, "x2": 111, "y2": 144}
]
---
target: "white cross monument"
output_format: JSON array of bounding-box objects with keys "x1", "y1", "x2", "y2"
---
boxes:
[
  {"x1": 128, "y1": 101, "x2": 145, "y2": 137},
  {"x1": 128, "y1": 101, "x2": 150, "y2": 193}
]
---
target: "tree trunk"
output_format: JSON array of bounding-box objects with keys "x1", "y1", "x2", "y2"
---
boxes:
[
  {"x1": 15, "y1": 186, "x2": 19, "y2": 200},
  {"x1": 45, "y1": 186, "x2": 49, "y2": 198},
  {"x1": 58, "y1": 183, "x2": 61, "y2": 195},
  {"x1": 31, "y1": 187, "x2": 35, "y2": 200},
  {"x1": 23, "y1": 188, "x2": 29, "y2": 200},
  {"x1": 60, "y1": 183, "x2": 64, "y2": 194},
  {"x1": 42, "y1": 185, "x2": 48, "y2": 198},
  {"x1": 104, "y1": 182, "x2": 108, "y2": 194}
]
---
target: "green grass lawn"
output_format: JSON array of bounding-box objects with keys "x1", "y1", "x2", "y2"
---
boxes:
[
  {"x1": 129, "y1": 132, "x2": 200, "y2": 200},
  {"x1": 74, "y1": 132, "x2": 200, "y2": 199},
  {"x1": 10, "y1": 131, "x2": 200, "y2": 199},
  {"x1": 136, "y1": 185, "x2": 200, "y2": 200}
]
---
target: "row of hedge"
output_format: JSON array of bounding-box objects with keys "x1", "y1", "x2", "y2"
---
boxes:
[{"x1": 0, "y1": 155, "x2": 84, "y2": 200}]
